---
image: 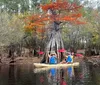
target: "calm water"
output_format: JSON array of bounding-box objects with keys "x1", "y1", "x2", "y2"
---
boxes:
[{"x1": 0, "y1": 61, "x2": 100, "y2": 85}]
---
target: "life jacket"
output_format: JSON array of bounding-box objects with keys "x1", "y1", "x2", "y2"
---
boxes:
[
  {"x1": 66, "y1": 55, "x2": 72, "y2": 62},
  {"x1": 49, "y1": 56, "x2": 57, "y2": 64}
]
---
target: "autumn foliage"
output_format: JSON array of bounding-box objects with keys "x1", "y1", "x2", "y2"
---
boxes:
[
  {"x1": 41, "y1": 1, "x2": 82, "y2": 11},
  {"x1": 24, "y1": 0, "x2": 85, "y2": 34}
]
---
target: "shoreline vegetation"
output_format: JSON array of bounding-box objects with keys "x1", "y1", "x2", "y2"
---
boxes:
[
  {"x1": 0, "y1": 57, "x2": 43, "y2": 65},
  {"x1": 0, "y1": 55, "x2": 100, "y2": 66},
  {"x1": 86, "y1": 56, "x2": 100, "y2": 66}
]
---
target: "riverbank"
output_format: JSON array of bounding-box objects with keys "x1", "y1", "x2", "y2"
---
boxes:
[
  {"x1": 85, "y1": 56, "x2": 100, "y2": 66},
  {"x1": 0, "y1": 56, "x2": 100, "y2": 66},
  {"x1": 0, "y1": 57, "x2": 42, "y2": 65},
  {"x1": 0, "y1": 56, "x2": 83, "y2": 65}
]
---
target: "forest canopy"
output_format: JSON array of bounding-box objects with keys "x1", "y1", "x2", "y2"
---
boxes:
[{"x1": 0, "y1": 0, "x2": 100, "y2": 56}]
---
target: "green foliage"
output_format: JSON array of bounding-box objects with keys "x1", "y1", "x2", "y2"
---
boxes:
[
  {"x1": 0, "y1": 11, "x2": 25, "y2": 46},
  {"x1": 0, "y1": 0, "x2": 100, "y2": 51},
  {"x1": 0, "y1": 0, "x2": 39, "y2": 13}
]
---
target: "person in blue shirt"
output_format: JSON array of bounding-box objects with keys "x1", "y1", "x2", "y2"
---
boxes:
[
  {"x1": 48, "y1": 52, "x2": 57, "y2": 64},
  {"x1": 65, "y1": 52, "x2": 73, "y2": 63},
  {"x1": 60, "y1": 52, "x2": 73, "y2": 64}
]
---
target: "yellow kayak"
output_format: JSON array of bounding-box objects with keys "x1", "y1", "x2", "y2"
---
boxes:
[{"x1": 33, "y1": 62, "x2": 79, "y2": 68}]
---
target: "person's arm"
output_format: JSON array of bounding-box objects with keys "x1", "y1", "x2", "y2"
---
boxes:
[
  {"x1": 71, "y1": 55, "x2": 73, "y2": 62},
  {"x1": 54, "y1": 53, "x2": 57, "y2": 58},
  {"x1": 48, "y1": 54, "x2": 51, "y2": 58}
]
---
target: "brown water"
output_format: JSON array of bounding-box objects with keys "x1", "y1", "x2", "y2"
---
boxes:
[{"x1": 0, "y1": 61, "x2": 100, "y2": 85}]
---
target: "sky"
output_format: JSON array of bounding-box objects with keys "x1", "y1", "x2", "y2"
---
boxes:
[{"x1": 81, "y1": 0, "x2": 100, "y2": 9}]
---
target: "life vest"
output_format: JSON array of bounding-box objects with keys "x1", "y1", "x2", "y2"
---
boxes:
[
  {"x1": 66, "y1": 55, "x2": 72, "y2": 62},
  {"x1": 49, "y1": 56, "x2": 57, "y2": 64}
]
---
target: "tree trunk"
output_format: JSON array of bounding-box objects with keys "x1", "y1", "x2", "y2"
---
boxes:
[
  {"x1": 45, "y1": 22, "x2": 64, "y2": 63},
  {"x1": 41, "y1": 9, "x2": 64, "y2": 63}
]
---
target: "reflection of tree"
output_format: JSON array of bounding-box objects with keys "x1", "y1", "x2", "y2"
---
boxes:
[
  {"x1": 90, "y1": 65, "x2": 100, "y2": 85},
  {"x1": 74, "y1": 61, "x2": 94, "y2": 85},
  {"x1": 60, "y1": 69, "x2": 67, "y2": 85},
  {"x1": 8, "y1": 65, "x2": 16, "y2": 85},
  {"x1": 60, "y1": 67, "x2": 75, "y2": 85},
  {"x1": 37, "y1": 73, "x2": 48, "y2": 85}
]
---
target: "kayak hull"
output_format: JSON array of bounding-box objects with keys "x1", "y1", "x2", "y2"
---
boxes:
[{"x1": 33, "y1": 62, "x2": 79, "y2": 68}]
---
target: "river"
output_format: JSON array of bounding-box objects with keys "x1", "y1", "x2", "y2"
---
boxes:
[{"x1": 0, "y1": 61, "x2": 100, "y2": 85}]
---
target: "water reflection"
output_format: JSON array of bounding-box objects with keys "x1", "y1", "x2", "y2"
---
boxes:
[
  {"x1": 73, "y1": 61, "x2": 96, "y2": 85},
  {"x1": 35, "y1": 61, "x2": 99, "y2": 85},
  {"x1": 8, "y1": 65, "x2": 16, "y2": 85},
  {"x1": 48, "y1": 68, "x2": 58, "y2": 85},
  {"x1": 43, "y1": 67, "x2": 75, "y2": 85},
  {"x1": 0, "y1": 61, "x2": 100, "y2": 85}
]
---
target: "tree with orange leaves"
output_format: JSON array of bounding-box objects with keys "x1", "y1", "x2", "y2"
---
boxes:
[{"x1": 24, "y1": 0, "x2": 85, "y2": 63}]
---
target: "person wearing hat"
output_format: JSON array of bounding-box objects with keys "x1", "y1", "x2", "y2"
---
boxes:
[
  {"x1": 60, "y1": 52, "x2": 73, "y2": 64},
  {"x1": 65, "y1": 52, "x2": 73, "y2": 63},
  {"x1": 48, "y1": 52, "x2": 57, "y2": 64}
]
